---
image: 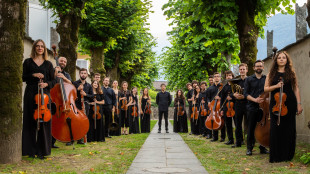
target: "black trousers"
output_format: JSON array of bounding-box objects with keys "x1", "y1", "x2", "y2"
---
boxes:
[
  {"x1": 234, "y1": 102, "x2": 247, "y2": 145},
  {"x1": 225, "y1": 115, "x2": 235, "y2": 142},
  {"x1": 247, "y1": 109, "x2": 266, "y2": 151},
  {"x1": 103, "y1": 105, "x2": 113, "y2": 136},
  {"x1": 158, "y1": 110, "x2": 168, "y2": 130},
  {"x1": 213, "y1": 123, "x2": 226, "y2": 140}
]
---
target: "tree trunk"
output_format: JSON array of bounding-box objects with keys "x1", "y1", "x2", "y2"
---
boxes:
[
  {"x1": 307, "y1": 0, "x2": 310, "y2": 28},
  {"x1": 106, "y1": 51, "x2": 121, "y2": 82},
  {"x1": 236, "y1": 0, "x2": 259, "y2": 75},
  {"x1": 56, "y1": 2, "x2": 85, "y2": 81},
  {"x1": 0, "y1": 0, "x2": 26, "y2": 164},
  {"x1": 90, "y1": 46, "x2": 106, "y2": 79}
]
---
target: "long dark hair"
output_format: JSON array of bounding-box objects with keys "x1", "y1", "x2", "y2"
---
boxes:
[
  {"x1": 268, "y1": 51, "x2": 297, "y2": 89},
  {"x1": 175, "y1": 89, "x2": 185, "y2": 102},
  {"x1": 91, "y1": 80, "x2": 103, "y2": 94},
  {"x1": 194, "y1": 85, "x2": 200, "y2": 97}
]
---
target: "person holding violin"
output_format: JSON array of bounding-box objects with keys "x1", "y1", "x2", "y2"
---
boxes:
[
  {"x1": 101, "y1": 77, "x2": 117, "y2": 138},
  {"x1": 139, "y1": 88, "x2": 152, "y2": 133},
  {"x1": 186, "y1": 82, "x2": 193, "y2": 135},
  {"x1": 128, "y1": 87, "x2": 140, "y2": 134},
  {"x1": 206, "y1": 72, "x2": 224, "y2": 142},
  {"x1": 188, "y1": 80, "x2": 198, "y2": 135},
  {"x1": 173, "y1": 89, "x2": 188, "y2": 133},
  {"x1": 232, "y1": 63, "x2": 248, "y2": 148},
  {"x1": 191, "y1": 85, "x2": 201, "y2": 135},
  {"x1": 22, "y1": 39, "x2": 56, "y2": 159},
  {"x1": 110, "y1": 80, "x2": 121, "y2": 136},
  {"x1": 73, "y1": 68, "x2": 93, "y2": 145},
  {"x1": 119, "y1": 81, "x2": 131, "y2": 135},
  {"x1": 220, "y1": 71, "x2": 235, "y2": 145},
  {"x1": 243, "y1": 60, "x2": 269, "y2": 156},
  {"x1": 156, "y1": 83, "x2": 172, "y2": 133},
  {"x1": 208, "y1": 75, "x2": 214, "y2": 86},
  {"x1": 205, "y1": 78, "x2": 214, "y2": 139},
  {"x1": 87, "y1": 80, "x2": 105, "y2": 142},
  {"x1": 264, "y1": 51, "x2": 303, "y2": 163},
  {"x1": 198, "y1": 81, "x2": 208, "y2": 137}
]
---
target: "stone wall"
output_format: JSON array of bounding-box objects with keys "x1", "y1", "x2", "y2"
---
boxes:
[{"x1": 263, "y1": 35, "x2": 310, "y2": 143}]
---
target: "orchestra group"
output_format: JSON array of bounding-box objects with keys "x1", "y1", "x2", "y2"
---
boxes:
[{"x1": 22, "y1": 39, "x2": 303, "y2": 164}]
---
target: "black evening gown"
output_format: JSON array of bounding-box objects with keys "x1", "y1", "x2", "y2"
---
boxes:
[
  {"x1": 269, "y1": 72, "x2": 297, "y2": 163},
  {"x1": 87, "y1": 94, "x2": 105, "y2": 142},
  {"x1": 190, "y1": 97, "x2": 200, "y2": 135},
  {"x1": 129, "y1": 95, "x2": 140, "y2": 134},
  {"x1": 173, "y1": 98, "x2": 188, "y2": 133},
  {"x1": 120, "y1": 91, "x2": 130, "y2": 128},
  {"x1": 140, "y1": 97, "x2": 151, "y2": 133},
  {"x1": 22, "y1": 58, "x2": 56, "y2": 157},
  {"x1": 110, "y1": 91, "x2": 121, "y2": 136}
]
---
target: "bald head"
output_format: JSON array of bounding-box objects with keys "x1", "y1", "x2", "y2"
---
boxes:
[{"x1": 58, "y1": 57, "x2": 67, "y2": 70}]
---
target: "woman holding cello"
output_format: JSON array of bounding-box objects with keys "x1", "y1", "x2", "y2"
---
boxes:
[
  {"x1": 119, "y1": 81, "x2": 130, "y2": 135},
  {"x1": 22, "y1": 39, "x2": 56, "y2": 159},
  {"x1": 87, "y1": 80, "x2": 105, "y2": 142},
  {"x1": 264, "y1": 51, "x2": 303, "y2": 163},
  {"x1": 139, "y1": 88, "x2": 151, "y2": 133},
  {"x1": 128, "y1": 87, "x2": 140, "y2": 134},
  {"x1": 191, "y1": 85, "x2": 201, "y2": 135},
  {"x1": 173, "y1": 90, "x2": 188, "y2": 133}
]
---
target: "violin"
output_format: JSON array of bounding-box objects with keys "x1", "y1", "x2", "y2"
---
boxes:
[
  {"x1": 272, "y1": 77, "x2": 288, "y2": 125},
  {"x1": 92, "y1": 96, "x2": 101, "y2": 129},
  {"x1": 205, "y1": 83, "x2": 224, "y2": 130},
  {"x1": 131, "y1": 100, "x2": 138, "y2": 122},
  {"x1": 226, "y1": 93, "x2": 235, "y2": 117},
  {"x1": 50, "y1": 45, "x2": 89, "y2": 146},
  {"x1": 200, "y1": 97, "x2": 208, "y2": 116},
  {"x1": 191, "y1": 96, "x2": 199, "y2": 124},
  {"x1": 145, "y1": 99, "x2": 152, "y2": 114},
  {"x1": 255, "y1": 92, "x2": 270, "y2": 148},
  {"x1": 121, "y1": 91, "x2": 128, "y2": 111},
  {"x1": 34, "y1": 78, "x2": 52, "y2": 122},
  {"x1": 115, "y1": 100, "x2": 120, "y2": 115}
]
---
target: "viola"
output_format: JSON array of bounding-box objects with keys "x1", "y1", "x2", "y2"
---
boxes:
[
  {"x1": 200, "y1": 97, "x2": 208, "y2": 116},
  {"x1": 50, "y1": 45, "x2": 89, "y2": 145},
  {"x1": 272, "y1": 77, "x2": 288, "y2": 125},
  {"x1": 205, "y1": 83, "x2": 224, "y2": 130},
  {"x1": 255, "y1": 92, "x2": 270, "y2": 148},
  {"x1": 34, "y1": 79, "x2": 52, "y2": 122},
  {"x1": 226, "y1": 95, "x2": 235, "y2": 117},
  {"x1": 132, "y1": 103, "x2": 138, "y2": 122}
]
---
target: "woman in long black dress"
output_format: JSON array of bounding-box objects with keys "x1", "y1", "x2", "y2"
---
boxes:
[
  {"x1": 139, "y1": 88, "x2": 151, "y2": 133},
  {"x1": 87, "y1": 80, "x2": 105, "y2": 142},
  {"x1": 128, "y1": 87, "x2": 140, "y2": 134},
  {"x1": 22, "y1": 39, "x2": 56, "y2": 159},
  {"x1": 119, "y1": 81, "x2": 130, "y2": 135},
  {"x1": 191, "y1": 85, "x2": 201, "y2": 135},
  {"x1": 110, "y1": 80, "x2": 121, "y2": 136},
  {"x1": 173, "y1": 90, "x2": 188, "y2": 133},
  {"x1": 264, "y1": 51, "x2": 303, "y2": 163}
]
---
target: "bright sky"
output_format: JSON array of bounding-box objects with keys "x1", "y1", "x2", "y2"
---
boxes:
[{"x1": 148, "y1": 0, "x2": 308, "y2": 80}]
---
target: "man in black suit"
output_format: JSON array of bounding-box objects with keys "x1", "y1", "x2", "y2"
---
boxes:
[{"x1": 156, "y1": 84, "x2": 172, "y2": 133}]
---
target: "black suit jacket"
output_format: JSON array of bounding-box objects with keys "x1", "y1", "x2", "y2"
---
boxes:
[{"x1": 156, "y1": 91, "x2": 172, "y2": 112}]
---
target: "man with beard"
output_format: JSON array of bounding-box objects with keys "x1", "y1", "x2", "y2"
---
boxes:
[
  {"x1": 243, "y1": 60, "x2": 269, "y2": 156},
  {"x1": 72, "y1": 68, "x2": 93, "y2": 145},
  {"x1": 101, "y1": 77, "x2": 116, "y2": 138},
  {"x1": 52, "y1": 57, "x2": 72, "y2": 148}
]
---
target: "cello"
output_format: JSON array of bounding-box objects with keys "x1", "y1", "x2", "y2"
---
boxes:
[
  {"x1": 50, "y1": 45, "x2": 89, "y2": 146},
  {"x1": 205, "y1": 83, "x2": 224, "y2": 131},
  {"x1": 254, "y1": 92, "x2": 270, "y2": 148}
]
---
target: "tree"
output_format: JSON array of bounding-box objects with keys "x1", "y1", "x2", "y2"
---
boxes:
[
  {"x1": 39, "y1": 0, "x2": 88, "y2": 81},
  {"x1": 307, "y1": 0, "x2": 310, "y2": 27},
  {"x1": 0, "y1": 0, "x2": 27, "y2": 163},
  {"x1": 79, "y1": 0, "x2": 151, "y2": 78}
]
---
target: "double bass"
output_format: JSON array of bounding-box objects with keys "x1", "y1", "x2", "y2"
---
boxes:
[
  {"x1": 254, "y1": 92, "x2": 270, "y2": 148},
  {"x1": 205, "y1": 83, "x2": 224, "y2": 131},
  {"x1": 50, "y1": 46, "x2": 89, "y2": 146}
]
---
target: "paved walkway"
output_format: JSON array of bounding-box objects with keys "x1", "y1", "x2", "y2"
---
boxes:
[{"x1": 127, "y1": 121, "x2": 208, "y2": 174}]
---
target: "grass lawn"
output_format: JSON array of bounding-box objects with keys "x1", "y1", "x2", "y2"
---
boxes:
[
  {"x1": 0, "y1": 120, "x2": 157, "y2": 174},
  {"x1": 170, "y1": 120, "x2": 310, "y2": 174}
]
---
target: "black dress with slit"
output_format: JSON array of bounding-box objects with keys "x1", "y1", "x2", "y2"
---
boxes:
[
  {"x1": 173, "y1": 98, "x2": 188, "y2": 133},
  {"x1": 22, "y1": 58, "x2": 56, "y2": 157},
  {"x1": 87, "y1": 93, "x2": 105, "y2": 142},
  {"x1": 129, "y1": 95, "x2": 140, "y2": 134},
  {"x1": 269, "y1": 72, "x2": 297, "y2": 163},
  {"x1": 140, "y1": 97, "x2": 151, "y2": 133}
]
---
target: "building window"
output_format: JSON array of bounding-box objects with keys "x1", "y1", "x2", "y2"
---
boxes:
[{"x1": 76, "y1": 59, "x2": 88, "y2": 69}]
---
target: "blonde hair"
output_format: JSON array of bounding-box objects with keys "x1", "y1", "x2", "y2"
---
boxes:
[{"x1": 30, "y1": 39, "x2": 48, "y2": 60}]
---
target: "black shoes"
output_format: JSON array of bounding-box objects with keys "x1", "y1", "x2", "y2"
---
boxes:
[
  {"x1": 225, "y1": 140, "x2": 234, "y2": 145},
  {"x1": 166, "y1": 130, "x2": 169, "y2": 133},
  {"x1": 38, "y1": 155, "x2": 46, "y2": 160},
  {"x1": 220, "y1": 139, "x2": 225, "y2": 142},
  {"x1": 210, "y1": 138, "x2": 218, "y2": 142},
  {"x1": 260, "y1": 148, "x2": 270, "y2": 154},
  {"x1": 66, "y1": 142, "x2": 72, "y2": 146},
  {"x1": 52, "y1": 144, "x2": 59, "y2": 148},
  {"x1": 231, "y1": 144, "x2": 241, "y2": 148},
  {"x1": 107, "y1": 135, "x2": 112, "y2": 138},
  {"x1": 246, "y1": 149, "x2": 252, "y2": 156},
  {"x1": 158, "y1": 129, "x2": 161, "y2": 133},
  {"x1": 77, "y1": 140, "x2": 85, "y2": 145},
  {"x1": 206, "y1": 134, "x2": 212, "y2": 139}
]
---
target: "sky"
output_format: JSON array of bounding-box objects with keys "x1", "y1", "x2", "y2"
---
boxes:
[{"x1": 147, "y1": 0, "x2": 308, "y2": 81}]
